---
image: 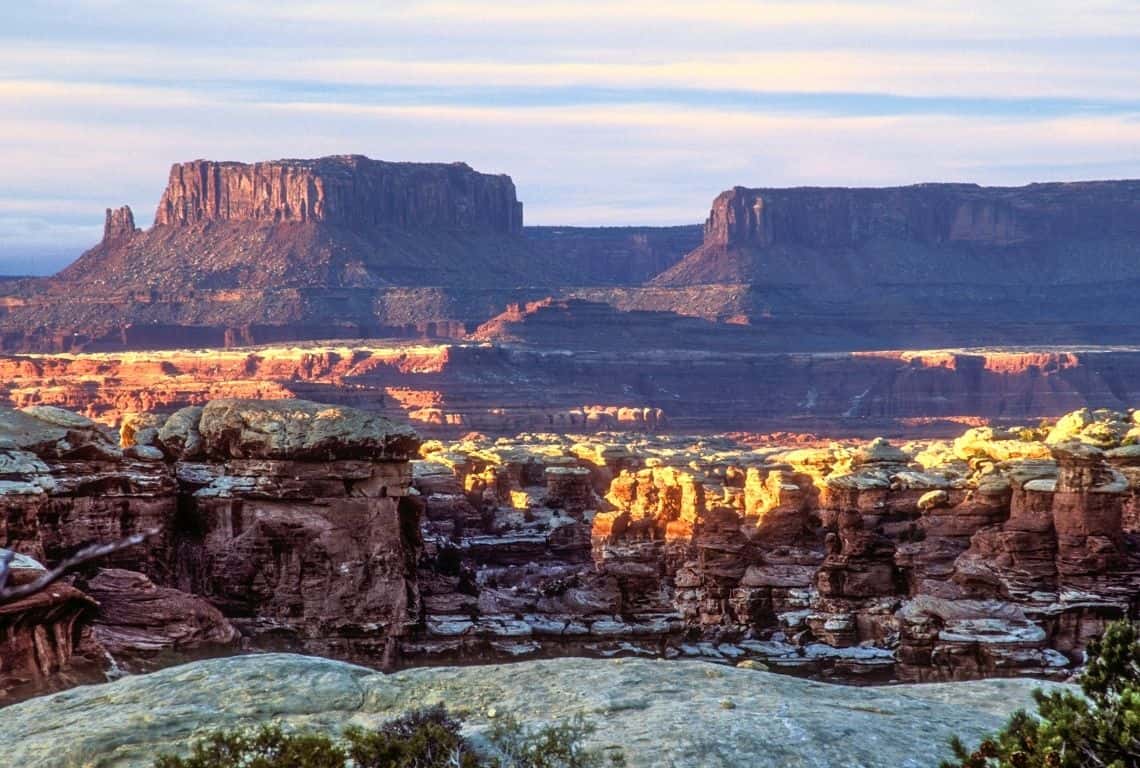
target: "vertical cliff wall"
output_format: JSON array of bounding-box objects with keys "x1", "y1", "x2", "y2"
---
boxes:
[
  {"x1": 700, "y1": 181, "x2": 1140, "y2": 250},
  {"x1": 652, "y1": 178, "x2": 1140, "y2": 323},
  {"x1": 154, "y1": 156, "x2": 524, "y2": 233}
]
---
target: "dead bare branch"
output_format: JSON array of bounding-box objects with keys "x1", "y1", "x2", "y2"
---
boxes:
[{"x1": 0, "y1": 529, "x2": 158, "y2": 605}]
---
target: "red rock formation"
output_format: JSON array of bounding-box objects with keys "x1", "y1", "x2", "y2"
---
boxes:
[
  {"x1": 0, "y1": 398, "x2": 423, "y2": 698},
  {"x1": 5, "y1": 402, "x2": 1140, "y2": 689},
  {"x1": 154, "y1": 157, "x2": 523, "y2": 233},
  {"x1": 3, "y1": 165, "x2": 1140, "y2": 353},
  {"x1": 0, "y1": 567, "x2": 103, "y2": 702},
  {"x1": 103, "y1": 206, "x2": 137, "y2": 240},
  {"x1": 0, "y1": 156, "x2": 709, "y2": 354},
  {"x1": 3, "y1": 343, "x2": 1140, "y2": 441},
  {"x1": 80, "y1": 568, "x2": 239, "y2": 671},
  {"x1": 681, "y1": 181, "x2": 1140, "y2": 261},
  {"x1": 400, "y1": 418, "x2": 1139, "y2": 681},
  {"x1": 165, "y1": 399, "x2": 422, "y2": 667},
  {"x1": 543, "y1": 467, "x2": 595, "y2": 515},
  {"x1": 645, "y1": 180, "x2": 1140, "y2": 349}
]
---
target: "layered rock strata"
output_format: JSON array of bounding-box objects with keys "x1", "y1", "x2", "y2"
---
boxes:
[
  {"x1": 657, "y1": 180, "x2": 1140, "y2": 286},
  {"x1": 4, "y1": 167, "x2": 1140, "y2": 352},
  {"x1": 0, "y1": 156, "x2": 703, "y2": 353},
  {"x1": 153, "y1": 157, "x2": 523, "y2": 232},
  {"x1": 0, "y1": 398, "x2": 422, "y2": 698},
  {"x1": 4, "y1": 402, "x2": 1140, "y2": 698},
  {"x1": 3, "y1": 342, "x2": 1140, "y2": 439}
]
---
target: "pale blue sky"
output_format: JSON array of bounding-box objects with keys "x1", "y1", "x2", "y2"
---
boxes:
[{"x1": 2, "y1": 0, "x2": 1139, "y2": 273}]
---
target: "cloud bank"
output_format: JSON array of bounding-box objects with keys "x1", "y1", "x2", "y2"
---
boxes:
[{"x1": 3, "y1": 0, "x2": 1138, "y2": 273}]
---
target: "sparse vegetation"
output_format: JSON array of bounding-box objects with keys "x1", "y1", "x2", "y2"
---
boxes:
[
  {"x1": 488, "y1": 713, "x2": 627, "y2": 768},
  {"x1": 941, "y1": 620, "x2": 1140, "y2": 768},
  {"x1": 153, "y1": 706, "x2": 625, "y2": 768}
]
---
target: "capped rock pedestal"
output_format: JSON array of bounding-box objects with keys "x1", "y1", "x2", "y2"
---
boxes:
[
  {"x1": 169, "y1": 399, "x2": 422, "y2": 668},
  {"x1": 1, "y1": 398, "x2": 423, "y2": 699}
]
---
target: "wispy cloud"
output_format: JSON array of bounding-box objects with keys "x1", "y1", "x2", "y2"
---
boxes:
[{"x1": 1, "y1": 1, "x2": 1138, "y2": 273}]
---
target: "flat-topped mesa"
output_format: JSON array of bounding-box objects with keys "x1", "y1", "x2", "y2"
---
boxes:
[
  {"x1": 702, "y1": 181, "x2": 1140, "y2": 250},
  {"x1": 153, "y1": 155, "x2": 524, "y2": 233}
]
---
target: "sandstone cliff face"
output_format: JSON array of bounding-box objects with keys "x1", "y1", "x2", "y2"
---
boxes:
[
  {"x1": 700, "y1": 181, "x2": 1140, "y2": 252},
  {"x1": 4, "y1": 162, "x2": 1140, "y2": 352},
  {"x1": 655, "y1": 180, "x2": 1140, "y2": 292},
  {"x1": 4, "y1": 343, "x2": 1140, "y2": 440},
  {"x1": 53, "y1": 156, "x2": 539, "y2": 297},
  {"x1": 155, "y1": 156, "x2": 523, "y2": 233}
]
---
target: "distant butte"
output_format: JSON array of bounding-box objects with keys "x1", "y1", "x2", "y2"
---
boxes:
[
  {"x1": 653, "y1": 181, "x2": 1140, "y2": 286},
  {"x1": 0, "y1": 157, "x2": 1136, "y2": 353}
]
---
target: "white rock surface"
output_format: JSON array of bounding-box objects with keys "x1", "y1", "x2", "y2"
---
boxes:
[{"x1": 0, "y1": 653, "x2": 1064, "y2": 768}]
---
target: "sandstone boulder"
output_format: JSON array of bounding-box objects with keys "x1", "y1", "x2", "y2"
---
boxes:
[
  {"x1": 1046, "y1": 408, "x2": 1132, "y2": 448},
  {"x1": 119, "y1": 412, "x2": 165, "y2": 449},
  {"x1": 0, "y1": 407, "x2": 121, "y2": 461},
  {"x1": 852, "y1": 437, "x2": 910, "y2": 466},
  {"x1": 82, "y1": 569, "x2": 239, "y2": 668},
  {"x1": 197, "y1": 398, "x2": 420, "y2": 461},
  {"x1": 157, "y1": 405, "x2": 205, "y2": 460}
]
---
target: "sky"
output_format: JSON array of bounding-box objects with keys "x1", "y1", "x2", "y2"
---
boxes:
[{"x1": 3, "y1": 0, "x2": 1140, "y2": 274}]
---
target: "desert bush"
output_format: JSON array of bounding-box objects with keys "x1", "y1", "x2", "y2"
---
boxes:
[
  {"x1": 153, "y1": 706, "x2": 624, "y2": 768},
  {"x1": 344, "y1": 705, "x2": 482, "y2": 768},
  {"x1": 487, "y1": 713, "x2": 627, "y2": 768},
  {"x1": 942, "y1": 620, "x2": 1140, "y2": 767},
  {"x1": 153, "y1": 723, "x2": 345, "y2": 768}
]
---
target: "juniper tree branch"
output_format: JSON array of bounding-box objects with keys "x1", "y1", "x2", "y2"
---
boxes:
[{"x1": 0, "y1": 529, "x2": 157, "y2": 605}]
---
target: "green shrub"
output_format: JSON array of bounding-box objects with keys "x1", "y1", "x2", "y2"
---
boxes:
[
  {"x1": 488, "y1": 713, "x2": 627, "y2": 768},
  {"x1": 942, "y1": 620, "x2": 1140, "y2": 767},
  {"x1": 153, "y1": 706, "x2": 624, "y2": 768},
  {"x1": 344, "y1": 705, "x2": 482, "y2": 768},
  {"x1": 153, "y1": 724, "x2": 345, "y2": 768}
]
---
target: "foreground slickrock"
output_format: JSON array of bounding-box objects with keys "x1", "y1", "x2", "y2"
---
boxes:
[{"x1": 0, "y1": 653, "x2": 1058, "y2": 768}]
